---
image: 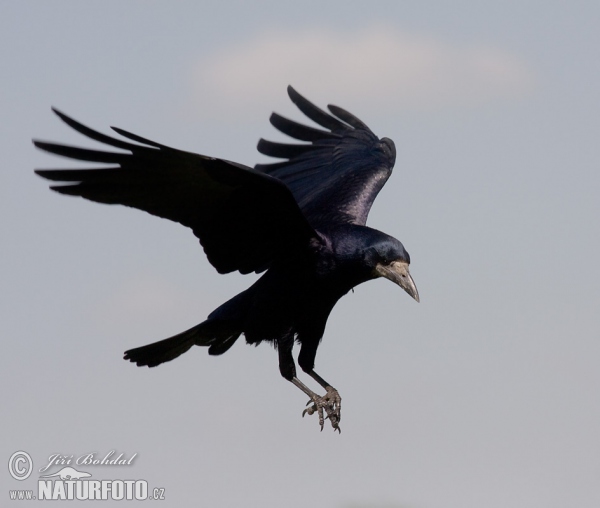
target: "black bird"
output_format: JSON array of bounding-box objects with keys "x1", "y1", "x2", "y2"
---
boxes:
[{"x1": 34, "y1": 86, "x2": 419, "y2": 431}]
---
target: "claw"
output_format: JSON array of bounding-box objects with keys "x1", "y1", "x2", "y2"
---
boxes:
[
  {"x1": 299, "y1": 386, "x2": 342, "y2": 432},
  {"x1": 302, "y1": 405, "x2": 316, "y2": 417}
]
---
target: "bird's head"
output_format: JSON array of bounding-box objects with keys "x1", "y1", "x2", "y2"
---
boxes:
[
  {"x1": 364, "y1": 233, "x2": 420, "y2": 303},
  {"x1": 330, "y1": 225, "x2": 419, "y2": 302}
]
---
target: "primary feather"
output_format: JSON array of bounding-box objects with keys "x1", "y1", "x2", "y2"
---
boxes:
[{"x1": 256, "y1": 86, "x2": 396, "y2": 227}]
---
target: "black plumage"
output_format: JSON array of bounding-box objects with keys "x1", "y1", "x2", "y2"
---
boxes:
[{"x1": 34, "y1": 86, "x2": 419, "y2": 431}]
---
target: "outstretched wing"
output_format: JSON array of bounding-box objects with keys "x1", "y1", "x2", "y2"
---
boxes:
[
  {"x1": 255, "y1": 86, "x2": 396, "y2": 228},
  {"x1": 34, "y1": 108, "x2": 317, "y2": 275}
]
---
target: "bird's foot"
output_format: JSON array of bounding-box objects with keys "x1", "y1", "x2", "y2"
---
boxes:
[{"x1": 302, "y1": 386, "x2": 341, "y2": 432}]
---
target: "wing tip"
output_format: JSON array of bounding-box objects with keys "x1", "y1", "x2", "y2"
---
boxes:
[
  {"x1": 33, "y1": 169, "x2": 74, "y2": 183},
  {"x1": 50, "y1": 106, "x2": 66, "y2": 119},
  {"x1": 284, "y1": 85, "x2": 349, "y2": 132},
  {"x1": 32, "y1": 140, "x2": 56, "y2": 152},
  {"x1": 286, "y1": 85, "x2": 306, "y2": 107}
]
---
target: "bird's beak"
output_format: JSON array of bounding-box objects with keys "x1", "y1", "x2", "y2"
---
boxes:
[{"x1": 375, "y1": 261, "x2": 420, "y2": 302}]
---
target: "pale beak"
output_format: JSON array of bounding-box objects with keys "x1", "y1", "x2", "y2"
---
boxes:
[{"x1": 374, "y1": 261, "x2": 420, "y2": 302}]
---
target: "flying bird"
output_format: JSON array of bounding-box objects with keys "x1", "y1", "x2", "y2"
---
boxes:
[{"x1": 34, "y1": 86, "x2": 419, "y2": 432}]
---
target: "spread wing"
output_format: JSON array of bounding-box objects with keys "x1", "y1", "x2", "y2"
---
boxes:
[
  {"x1": 255, "y1": 86, "x2": 396, "y2": 228},
  {"x1": 34, "y1": 108, "x2": 317, "y2": 275}
]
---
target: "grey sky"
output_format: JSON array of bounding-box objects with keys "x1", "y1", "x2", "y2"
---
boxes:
[{"x1": 2, "y1": 1, "x2": 599, "y2": 507}]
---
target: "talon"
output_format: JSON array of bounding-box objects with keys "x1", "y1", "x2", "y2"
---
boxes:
[
  {"x1": 299, "y1": 386, "x2": 342, "y2": 432},
  {"x1": 303, "y1": 404, "x2": 316, "y2": 417}
]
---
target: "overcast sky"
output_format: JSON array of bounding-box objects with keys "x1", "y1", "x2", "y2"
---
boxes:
[{"x1": 2, "y1": 2, "x2": 599, "y2": 507}]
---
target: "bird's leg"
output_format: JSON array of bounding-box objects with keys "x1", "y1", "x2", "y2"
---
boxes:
[
  {"x1": 295, "y1": 339, "x2": 342, "y2": 432},
  {"x1": 290, "y1": 377, "x2": 340, "y2": 432},
  {"x1": 278, "y1": 334, "x2": 340, "y2": 432}
]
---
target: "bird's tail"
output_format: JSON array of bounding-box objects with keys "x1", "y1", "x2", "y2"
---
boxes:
[{"x1": 123, "y1": 320, "x2": 241, "y2": 368}]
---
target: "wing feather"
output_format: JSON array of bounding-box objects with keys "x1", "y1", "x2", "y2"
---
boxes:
[
  {"x1": 34, "y1": 109, "x2": 317, "y2": 274},
  {"x1": 269, "y1": 113, "x2": 341, "y2": 142},
  {"x1": 255, "y1": 86, "x2": 396, "y2": 227}
]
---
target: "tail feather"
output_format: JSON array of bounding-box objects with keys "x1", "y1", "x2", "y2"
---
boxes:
[
  {"x1": 204, "y1": 332, "x2": 240, "y2": 356},
  {"x1": 124, "y1": 320, "x2": 241, "y2": 367}
]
